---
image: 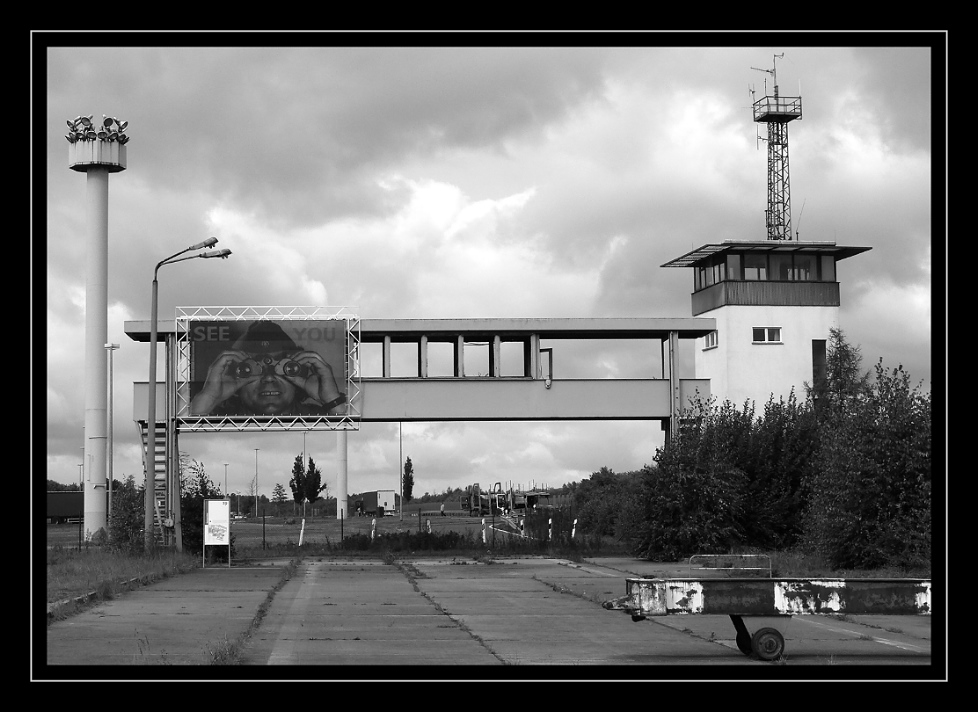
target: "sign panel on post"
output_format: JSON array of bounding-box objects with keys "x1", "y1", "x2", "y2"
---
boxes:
[{"x1": 204, "y1": 499, "x2": 231, "y2": 567}]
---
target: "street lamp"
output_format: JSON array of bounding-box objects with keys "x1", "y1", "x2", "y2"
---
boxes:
[
  {"x1": 254, "y1": 448, "x2": 260, "y2": 518},
  {"x1": 105, "y1": 343, "x2": 119, "y2": 537},
  {"x1": 224, "y1": 463, "x2": 229, "y2": 498},
  {"x1": 399, "y1": 422, "x2": 403, "y2": 521},
  {"x1": 146, "y1": 237, "x2": 231, "y2": 551}
]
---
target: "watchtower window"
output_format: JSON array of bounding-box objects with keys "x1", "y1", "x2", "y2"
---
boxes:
[
  {"x1": 820, "y1": 255, "x2": 836, "y2": 281},
  {"x1": 726, "y1": 253, "x2": 741, "y2": 280},
  {"x1": 769, "y1": 254, "x2": 792, "y2": 281},
  {"x1": 793, "y1": 253, "x2": 815, "y2": 280},
  {"x1": 743, "y1": 253, "x2": 767, "y2": 280}
]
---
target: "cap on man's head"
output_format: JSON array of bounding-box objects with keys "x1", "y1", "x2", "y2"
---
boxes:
[{"x1": 233, "y1": 320, "x2": 298, "y2": 355}]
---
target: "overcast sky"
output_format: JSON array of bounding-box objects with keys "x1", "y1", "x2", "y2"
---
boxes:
[{"x1": 39, "y1": 35, "x2": 942, "y2": 501}]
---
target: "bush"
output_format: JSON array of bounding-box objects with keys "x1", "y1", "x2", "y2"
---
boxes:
[{"x1": 802, "y1": 362, "x2": 931, "y2": 569}]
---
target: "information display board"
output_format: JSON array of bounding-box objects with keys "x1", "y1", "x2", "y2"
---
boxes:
[{"x1": 204, "y1": 498, "x2": 231, "y2": 568}]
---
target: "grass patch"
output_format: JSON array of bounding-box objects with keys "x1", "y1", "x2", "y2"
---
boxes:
[{"x1": 46, "y1": 545, "x2": 198, "y2": 617}]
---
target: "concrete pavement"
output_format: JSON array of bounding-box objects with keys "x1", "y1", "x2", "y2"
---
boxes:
[{"x1": 39, "y1": 555, "x2": 935, "y2": 678}]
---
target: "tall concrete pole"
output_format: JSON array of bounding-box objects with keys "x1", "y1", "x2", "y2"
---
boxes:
[{"x1": 67, "y1": 115, "x2": 127, "y2": 541}]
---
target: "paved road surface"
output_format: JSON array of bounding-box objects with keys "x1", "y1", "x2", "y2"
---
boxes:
[{"x1": 41, "y1": 556, "x2": 937, "y2": 679}]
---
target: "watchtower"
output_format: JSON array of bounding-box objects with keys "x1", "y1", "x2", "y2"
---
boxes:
[{"x1": 662, "y1": 58, "x2": 871, "y2": 408}]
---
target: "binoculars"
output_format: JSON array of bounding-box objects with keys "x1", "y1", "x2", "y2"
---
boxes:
[{"x1": 230, "y1": 356, "x2": 310, "y2": 380}]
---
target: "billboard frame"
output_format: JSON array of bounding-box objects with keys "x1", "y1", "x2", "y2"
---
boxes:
[{"x1": 174, "y1": 306, "x2": 361, "y2": 432}]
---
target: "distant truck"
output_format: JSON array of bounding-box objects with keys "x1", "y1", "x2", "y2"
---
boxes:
[
  {"x1": 355, "y1": 489, "x2": 398, "y2": 517},
  {"x1": 47, "y1": 491, "x2": 84, "y2": 524}
]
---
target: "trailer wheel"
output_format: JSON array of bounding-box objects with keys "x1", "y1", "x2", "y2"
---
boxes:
[{"x1": 750, "y1": 627, "x2": 785, "y2": 661}]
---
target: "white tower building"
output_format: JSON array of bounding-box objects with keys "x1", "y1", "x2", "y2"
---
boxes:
[
  {"x1": 662, "y1": 58, "x2": 871, "y2": 409},
  {"x1": 662, "y1": 241, "x2": 869, "y2": 408}
]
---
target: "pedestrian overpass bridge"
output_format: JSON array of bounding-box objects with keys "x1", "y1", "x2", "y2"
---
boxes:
[{"x1": 124, "y1": 316, "x2": 714, "y2": 545}]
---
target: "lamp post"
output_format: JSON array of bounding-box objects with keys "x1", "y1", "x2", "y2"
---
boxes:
[
  {"x1": 146, "y1": 238, "x2": 231, "y2": 551},
  {"x1": 224, "y1": 463, "x2": 229, "y2": 497},
  {"x1": 399, "y1": 422, "x2": 403, "y2": 521},
  {"x1": 104, "y1": 343, "x2": 119, "y2": 537},
  {"x1": 254, "y1": 448, "x2": 260, "y2": 518},
  {"x1": 77, "y1": 462, "x2": 84, "y2": 550}
]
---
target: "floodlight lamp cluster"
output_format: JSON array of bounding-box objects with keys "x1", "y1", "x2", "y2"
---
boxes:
[{"x1": 65, "y1": 115, "x2": 130, "y2": 144}]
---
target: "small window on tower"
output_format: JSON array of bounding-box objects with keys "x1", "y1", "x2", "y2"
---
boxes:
[
  {"x1": 704, "y1": 331, "x2": 718, "y2": 349},
  {"x1": 752, "y1": 327, "x2": 782, "y2": 344}
]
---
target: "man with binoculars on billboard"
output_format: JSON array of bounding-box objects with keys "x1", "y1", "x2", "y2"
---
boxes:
[{"x1": 190, "y1": 320, "x2": 346, "y2": 417}]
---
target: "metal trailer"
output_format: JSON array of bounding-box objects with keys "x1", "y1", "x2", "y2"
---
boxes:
[{"x1": 603, "y1": 575, "x2": 931, "y2": 661}]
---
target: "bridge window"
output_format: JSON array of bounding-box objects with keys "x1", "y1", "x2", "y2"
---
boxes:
[
  {"x1": 426, "y1": 341, "x2": 455, "y2": 377},
  {"x1": 464, "y1": 341, "x2": 490, "y2": 377}
]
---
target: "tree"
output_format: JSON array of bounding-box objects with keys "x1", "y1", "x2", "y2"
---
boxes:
[
  {"x1": 303, "y1": 457, "x2": 328, "y2": 509},
  {"x1": 179, "y1": 456, "x2": 226, "y2": 556},
  {"x1": 272, "y1": 483, "x2": 288, "y2": 503},
  {"x1": 107, "y1": 474, "x2": 144, "y2": 553},
  {"x1": 803, "y1": 360, "x2": 932, "y2": 569},
  {"x1": 402, "y1": 456, "x2": 415, "y2": 503},
  {"x1": 806, "y1": 326, "x2": 872, "y2": 419},
  {"x1": 633, "y1": 399, "x2": 752, "y2": 560},
  {"x1": 289, "y1": 454, "x2": 306, "y2": 509}
]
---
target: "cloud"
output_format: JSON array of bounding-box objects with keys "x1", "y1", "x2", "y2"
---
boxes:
[{"x1": 40, "y1": 41, "x2": 939, "y2": 493}]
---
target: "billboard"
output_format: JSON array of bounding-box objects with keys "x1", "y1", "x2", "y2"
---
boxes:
[{"x1": 187, "y1": 318, "x2": 351, "y2": 418}]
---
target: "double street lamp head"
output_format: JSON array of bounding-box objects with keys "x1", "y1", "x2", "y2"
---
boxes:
[
  {"x1": 200, "y1": 248, "x2": 232, "y2": 259},
  {"x1": 190, "y1": 236, "x2": 219, "y2": 251}
]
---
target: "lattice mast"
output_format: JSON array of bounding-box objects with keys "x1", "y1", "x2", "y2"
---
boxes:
[{"x1": 751, "y1": 54, "x2": 802, "y2": 241}]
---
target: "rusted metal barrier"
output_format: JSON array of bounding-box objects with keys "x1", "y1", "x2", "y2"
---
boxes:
[
  {"x1": 688, "y1": 553, "x2": 771, "y2": 577},
  {"x1": 604, "y1": 577, "x2": 931, "y2": 660}
]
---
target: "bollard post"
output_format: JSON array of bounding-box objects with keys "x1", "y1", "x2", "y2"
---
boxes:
[
  {"x1": 481, "y1": 518, "x2": 486, "y2": 544},
  {"x1": 572, "y1": 518, "x2": 577, "y2": 539},
  {"x1": 371, "y1": 517, "x2": 376, "y2": 541}
]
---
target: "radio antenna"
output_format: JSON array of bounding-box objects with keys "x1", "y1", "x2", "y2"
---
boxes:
[{"x1": 750, "y1": 53, "x2": 801, "y2": 241}]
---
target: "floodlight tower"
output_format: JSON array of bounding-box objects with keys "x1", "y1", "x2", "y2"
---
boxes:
[
  {"x1": 67, "y1": 115, "x2": 129, "y2": 541},
  {"x1": 751, "y1": 54, "x2": 802, "y2": 241}
]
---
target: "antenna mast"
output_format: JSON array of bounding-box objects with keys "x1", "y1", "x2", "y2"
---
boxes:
[{"x1": 751, "y1": 54, "x2": 802, "y2": 241}]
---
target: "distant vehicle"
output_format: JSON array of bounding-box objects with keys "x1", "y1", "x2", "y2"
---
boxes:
[
  {"x1": 356, "y1": 490, "x2": 398, "y2": 517},
  {"x1": 233, "y1": 514, "x2": 246, "y2": 520}
]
